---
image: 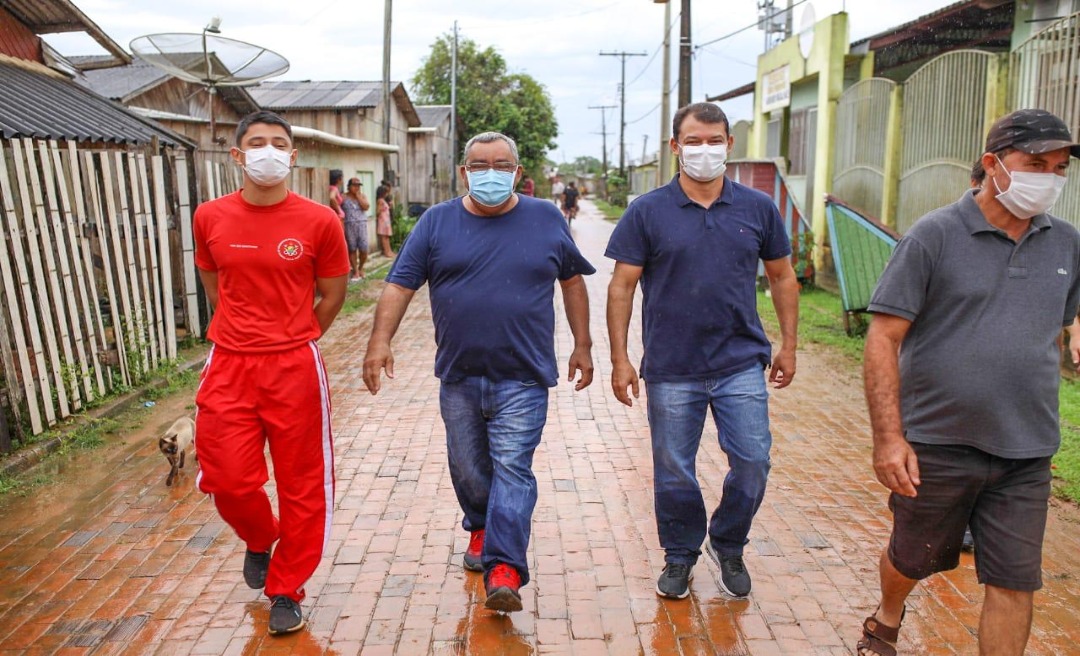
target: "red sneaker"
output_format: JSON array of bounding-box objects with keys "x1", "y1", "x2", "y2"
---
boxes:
[
  {"x1": 484, "y1": 563, "x2": 523, "y2": 612},
  {"x1": 463, "y1": 529, "x2": 484, "y2": 572}
]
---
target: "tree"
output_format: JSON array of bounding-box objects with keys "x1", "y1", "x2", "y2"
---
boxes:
[{"x1": 411, "y1": 35, "x2": 558, "y2": 176}]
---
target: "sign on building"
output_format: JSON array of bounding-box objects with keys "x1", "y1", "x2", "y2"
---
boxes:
[{"x1": 763, "y1": 64, "x2": 791, "y2": 113}]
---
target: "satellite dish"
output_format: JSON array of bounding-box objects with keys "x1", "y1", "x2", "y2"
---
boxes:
[
  {"x1": 798, "y1": 4, "x2": 817, "y2": 59},
  {"x1": 130, "y1": 30, "x2": 289, "y2": 142}
]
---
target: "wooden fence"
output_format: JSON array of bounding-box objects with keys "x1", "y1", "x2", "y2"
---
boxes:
[{"x1": 0, "y1": 138, "x2": 196, "y2": 445}]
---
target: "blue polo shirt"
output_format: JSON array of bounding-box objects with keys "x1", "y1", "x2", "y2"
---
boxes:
[
  {"x1": 605, "y1": 175, "x2": 791, "y2": 382},
  {"x1": 386, "y1": 195, "x2": 595, "y2": 386}
]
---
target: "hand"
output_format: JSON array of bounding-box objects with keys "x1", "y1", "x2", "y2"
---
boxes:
[
  {"x1": 769, "y1": 348, "x2": 796, "y2": 388},
  {"x1": 567, "y1": 345, "x2": 594, "y2": 391},
  {"x1": 872, "y1": 435, "x2": 921, "y2": 497},
  {"x1": 362, "y1": 342, "x2": 395, "y2": 395},
  {"x1": 610, "y1": 359, "x2": 640, "y2": 407}
]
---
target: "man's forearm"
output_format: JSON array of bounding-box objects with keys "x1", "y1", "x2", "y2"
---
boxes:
[
  {"x1": 606, "y1": 284, "x2": 634, "y2": 363},
  {"x1": 314, "y1": 296, "x2": 345, "y2": 334},
  {"x1": 864, "y1": 331, "x2": 905, "y2": 442},
  {"x1": 561, "y1": 277, "x2": 592, "y2": 348},
  {"x1": 368, "y1": 283, "x2": 415, "y2": 348},
  {"x1": 769, "y1": 271, "x2": 799, "y2": 352}
]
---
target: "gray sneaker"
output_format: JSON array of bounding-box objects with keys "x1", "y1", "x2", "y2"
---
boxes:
[
  {"x1": 268, "y1": 595, "x2": 305, "y2": 635},
  {"x1": 655, "y1": 562, "x2": 694, "y2": 599},
  {"x1": 705, "y1": 540, "x2": 751, "y2": 597}
]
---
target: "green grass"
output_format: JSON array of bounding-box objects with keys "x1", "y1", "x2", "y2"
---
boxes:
[
  {"x1": 592, "y1": 198, "x2": 625, "y2": 221},
  {"x1": 340, "y1": 260, "x2": 394, "y2": 316},
  {"x1": 758, "y1": 284, "x2": 1080, "y2": 504}
]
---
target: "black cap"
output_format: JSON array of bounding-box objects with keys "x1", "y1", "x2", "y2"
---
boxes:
[{"x1": 984, "y1": 109, "x2": 1080, "y2": 158}]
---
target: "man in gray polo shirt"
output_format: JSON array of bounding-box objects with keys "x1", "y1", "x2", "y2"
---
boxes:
[{"x1": 858, "y1": 108, "x2": 1080, "y2": 656}]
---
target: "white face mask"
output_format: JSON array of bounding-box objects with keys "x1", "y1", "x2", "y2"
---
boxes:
[
  {"x1": 679, "y1": 143, "x2": 728, "y2": 182},
  {"x1": 993, "y1": 156, "x2": 1066, "y2": 219},
  {"x1": 242, "y1": 146, "x2": 293, "y2": 186}
]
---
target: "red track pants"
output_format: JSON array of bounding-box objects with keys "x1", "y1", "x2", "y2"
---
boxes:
[{"x1": 195, "y1": 342, "x2": 334, "y2": 601}]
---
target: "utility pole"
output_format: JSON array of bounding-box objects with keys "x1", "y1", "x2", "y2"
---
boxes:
[
  {"x1": 599, "y1": 50, "x2": 647, "y2": 176},
  {"x1": 588, "y1": 104, "x2": 617, "y2": 177},
  {"x1": 679, "y1": 0, "x2": 692, "y2": 107},
  {"x1": 642, "y1": 134, "x2": 649, "y2": 164},
  {"x1": 659, "y1": 0, "x2": 673, "y2": 184},
  {"x1": 381, "y1": 0, "x2": 393, "y2": 181},
  {"x1": 450, "y1": 20, "x2": 458, "y2": 196}
]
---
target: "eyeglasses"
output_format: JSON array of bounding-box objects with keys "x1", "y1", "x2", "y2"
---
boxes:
[{"x1": 465, "y1": 162, "x2": 518, "y2": 173}]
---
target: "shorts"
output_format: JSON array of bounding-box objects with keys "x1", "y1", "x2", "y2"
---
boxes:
[
  {"x1": 887, "y1": 442, "x2": 1052, "y2": 591},
  {"x1": 344, "y1": 220, "x2": 368, "y2": 252}
]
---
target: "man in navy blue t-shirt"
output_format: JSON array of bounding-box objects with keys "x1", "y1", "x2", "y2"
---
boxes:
[
  {"x1": 363, "y1": 132, "x2": 595, "y2": 613},
  {"x1": 606, "y1": 102, "x2": 800, "y2": 601}
]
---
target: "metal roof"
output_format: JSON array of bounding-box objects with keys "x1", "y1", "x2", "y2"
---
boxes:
[
  {"x1": 0, "y1": 60, "x2": 190, "y2": 146},
  {"x1": 71, "y1": 55, "x2": 260, "y2": 115},
  {"x1": 2, "y1": 0, "x2": 130, "y2": 65},
  {"x1": 249, "y1": 80, "x2": 383, "y2": 109},
  {"x1": 415, "y1": 105, "x2": 451, "y2": 128},
  {"x1": 249, "y1": 80, "x2": 422, "y2": 127}
]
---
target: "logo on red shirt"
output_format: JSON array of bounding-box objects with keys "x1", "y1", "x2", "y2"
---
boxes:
[{"x1": 277, "y1": 238, "x2": 304, "y2": 261}]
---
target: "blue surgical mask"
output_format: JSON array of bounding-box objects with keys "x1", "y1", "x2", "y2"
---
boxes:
[{"x1": 467, "y1": 169, "x2": 516, "y2": 206}]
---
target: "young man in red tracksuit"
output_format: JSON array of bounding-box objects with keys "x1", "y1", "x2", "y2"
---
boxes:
[{"x1": 193, "y1": 110, "x2": 349, "y2": 635}]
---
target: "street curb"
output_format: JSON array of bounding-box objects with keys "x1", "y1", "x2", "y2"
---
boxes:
[{"x1": 0, "y1": 355, "x2": 208, "y2": 480}]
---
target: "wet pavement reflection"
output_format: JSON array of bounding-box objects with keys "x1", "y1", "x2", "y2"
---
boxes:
[{"x1": 0, "y1": 201, "x2": 1078, "y2": 654}]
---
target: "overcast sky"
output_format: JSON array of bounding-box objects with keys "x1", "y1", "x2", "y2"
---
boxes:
[{"x1": 48, "y1": 0, "x2": 952, "y2": 164}]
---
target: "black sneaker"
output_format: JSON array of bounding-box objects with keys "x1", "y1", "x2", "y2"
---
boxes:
[
  {"x1": 243, "y1": 550, "x2": 271, "y2": 589},
  {"x1": 268, "y1": 595, "x2": 305, "y2": 635},
  {"x1": 655, "y1": 563, "x2": 694, "y2": 599},
  {"x1": 705, "y1": 540, "x2": 751, "y2": 597}
]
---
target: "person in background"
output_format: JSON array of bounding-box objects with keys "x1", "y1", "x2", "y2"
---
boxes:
[
  {"x1": 561, "y1": 181, "x2": 580, "y2": 224},
  {"x1": 328, "y1": 169, "x2": 345, "y2": 224},
  {"x1": 375, "y1": 185, "x2": 395, "y2": 258},
  {"x1": 520, "y1": 175, "x2": 535, "y2": 197},
  {"x1": 193, "y1": 110, "x2": 349, "y2": 636},
  {"x1": 551, "y1": 176, "x2": 565, "y2": 206},
  {"x1": 343, "y1": 178, "x2": 371, "y2": 281}
]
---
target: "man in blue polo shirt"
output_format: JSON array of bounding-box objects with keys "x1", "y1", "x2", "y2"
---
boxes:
[
  {"x1": 362, "y1": 131, "x2": 595, "y2": 613},
  {"x1": 858, "y1": 110, "x2": 1080, "y2": 656},
  {"x1": 606, "y1": 102, "x2": 800, "y2": 600}
]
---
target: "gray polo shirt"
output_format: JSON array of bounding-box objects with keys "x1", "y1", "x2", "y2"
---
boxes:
[{"x1": 869, "y1": 190, "x2": 1080, "y2": 458}]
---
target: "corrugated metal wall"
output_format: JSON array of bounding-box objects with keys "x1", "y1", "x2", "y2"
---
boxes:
[
  {"x1": 897, "y1": 50, "x2": 995, "y2": 233},
  {"x1": 832, "y1": 78, "x2": 895, "y2": 219},
  {"x1": 1011, "y1": 12, "x2": 1080, "y2": 229}
]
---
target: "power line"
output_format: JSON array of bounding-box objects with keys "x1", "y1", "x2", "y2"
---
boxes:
[
  {"x1": 625, "y1": 12, "x2": 680, "y2": 88},
  {"x1": 694, "y1": 0, "x2": 810, "y2": 51}
]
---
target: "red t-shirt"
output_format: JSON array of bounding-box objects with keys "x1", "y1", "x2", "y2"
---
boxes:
[{"x1": 194, "y1": 191, "x2": 350, "y2": 352}]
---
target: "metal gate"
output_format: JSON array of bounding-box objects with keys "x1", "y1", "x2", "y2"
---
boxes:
[
  {"x1": 832, "y1": 78, "x2": 895, "y2": 220},
  {"x1": 897, "y1": 50, "x2": 999, "y2": 232},
  {"x1": 1011, "y1": 12, "x2": 1080, "y2": 229}
]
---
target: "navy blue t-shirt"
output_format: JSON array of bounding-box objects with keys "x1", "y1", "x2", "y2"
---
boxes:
[
  {"x1": 605, "y1": 175, "x2": 791, "y2": 382},
  {"x1": 387, "y1": 195, "x2": 596, "y2": 386}
]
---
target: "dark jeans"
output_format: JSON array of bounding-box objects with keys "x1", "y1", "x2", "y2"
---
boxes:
[
  {"x1": 440, "y1": 377, "x2": 549, "y2": 585},
  {"x1": 646, "y1": 366, "x2": 772, "y2": 565}
]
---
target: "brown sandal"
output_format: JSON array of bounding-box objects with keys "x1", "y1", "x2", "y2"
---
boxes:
[{"x1": 856, "y1": 606, "x2": 905, "y2": 656}]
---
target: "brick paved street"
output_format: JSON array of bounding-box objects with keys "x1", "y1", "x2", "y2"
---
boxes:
[{"x1": 0, "y1": 199, "x2": 1078, "y2": 655}]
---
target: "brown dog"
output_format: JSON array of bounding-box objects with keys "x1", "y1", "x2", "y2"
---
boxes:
[{"x1": 159, "y1": 417, "x2": 196, "y2": 486}]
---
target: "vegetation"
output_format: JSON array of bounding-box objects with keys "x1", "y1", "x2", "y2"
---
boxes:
[
  {"x1": 411, "y1": 35, "x2": 558, "y2": 178},
  {"x1": 593, "y1": 199, "x2": 624, "y2": 221},
  {"x1": 341, "y1": 260, "x2": 395, "y2": 316},
  {"x1": 757, "y1": 285, "x2": 1080, "y2": 503}
]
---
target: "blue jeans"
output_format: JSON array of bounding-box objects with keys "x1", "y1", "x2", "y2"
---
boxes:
[
  {"x1": 646, "y1": 366, "x2": 772, "y2": 565},
  {"x1": 440, "y1": 377, "x2": 549, "y2": 585}
]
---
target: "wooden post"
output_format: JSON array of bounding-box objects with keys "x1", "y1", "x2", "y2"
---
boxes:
[
  {"x1": 128, "y1": 152, "x2": 159, "y2": 371},
  {"x1": 11, "y1": 140, "x2": 61, "y2": 424},
  {"x1": 151, "y1": 155, "x2": 177, "y2": 360},
  {"x1": 175, "y1": 151, "x2": 201, "y2": 337},
  {"x1": 0, "y1": 143, "x2": 32, "y2": 434},
  {"x1": 61, "y1": 141, "x2": 107, "y2": 397},
  {"x1": 40, "y1": 141, "x2": 91, "y2": 408},
  {"x1": 138, "y1": 153, "x2": 168, "y2": 366},
  {"x1": 96, "y1": 152, "x2": 133, "y2": 386}
]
